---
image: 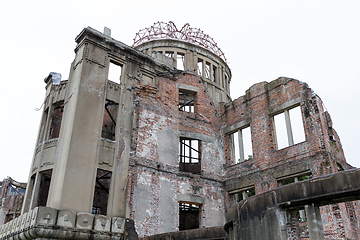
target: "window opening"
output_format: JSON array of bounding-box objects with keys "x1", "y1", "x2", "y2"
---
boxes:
[
  {"x1": 101, "y1": 100, "x2": 119, "y2": 141},
  {"x1": 177, "y1": 53, "x2": 185, "y2": 70},
  {"x1": 48, "y1": 102, "x2": 64, "y2": 140},
  {"x1": 273, "y1": 106, "x2": 305, "y2": 149},
  {"x1": 36, "y1": 170, "x2": 52, "y2": 207},
  {"x1": 213, "y1": 65, "x2": 217, "y2": 82},
  {"x1": 179, "y1": 138, "x2": 201, "y2": 174},
  {"x1": 179, "y1": 202, "x2": 200, "y2": 230},
  {"x1": 197, "y1": 59, "x2": 203, "y2": 76},
  {"x1": 230, "y1": 126, "x2": 253, "y2": 164},
  {"x1": 205, "y1": 62, "x2": 211, "y2": 79},
  {"x1": 278, "y1": 173, "x2": 312, "y2": 187},
  {"x1": 237, "y1": 187, "x2": 255, "y2": 202},
  {"x1": 4, "y1": 214, "x2": 13, "y2": 224},
  {"x1": 38, "y1": 109, "x2": 48, "y2": 145},
  {"x1": 179, "y1": 90, "x2": 196, "y2": 113},
  {"x1": 108, "y1": 61, "x2": 122, "y2": 84},
  {"x1": 92, "y1": 169, "x2": 111, "y2": 215},
  {"x1": 23, "y1": 175, "x2": 35, "y2": 212},
  {"x1": 165, "y1": 51, "x2": 174, "y2": 58}
]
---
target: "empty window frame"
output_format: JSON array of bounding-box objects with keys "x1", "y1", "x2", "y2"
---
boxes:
[
  {"x1": 37, "y1": 109, "x2": 48, "y2": 145},
  {"x1": 179, "y1": 138, "x2": 201, "y2": 174},
  {"x1": 47, "y1": 102, "x2": 64, "y2": 140},
  {"x1": 179, "y1": 90, "x2": 196, "y2": 113},
  {"x1": 92, "y1": 169, "x2": 111, "y2": 215},
  {"x1": 205, "y1": 62, "x2": 211, "y2": 79},
  {"x1": 230, "y1": 126, "x2": 253, "y2": 164},
  {"x1": 177, "y1": 53, "x2": 185, "y2": 70},
  {"x1": 197, "y1": 59, "x2": 203, "y2": 76},
  {"x1": 273, "y1": 106, "x2": 306, "y2": 149},
  {"x1": 101, "y1": 100, "x2": 119, "y2": 141},
  {"x1": 277, "y1": 173, "x2": 312, "y2": 187},
  {"x1": 165, "y1": 51, "x2": 174, "y2": 58},
  {"x1": 212, "y1": 65, "x2": 217, "y2": 82},
  {"x1": 108, "y1": 61, "x2": 122, "y2": 84},
  {"x1": 236, "y1": 187, "x2": 255, "y2": 202},
  {"x1": 179, "y1": 202, "x2": 201, "y2": 230},
  {"x1": 36, "y1": 170, "x2": 52, "y2": 207}
]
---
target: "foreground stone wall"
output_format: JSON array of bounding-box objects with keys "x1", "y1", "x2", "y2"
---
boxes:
[
  {"x1": 0, "y1": 207, "x2": 127, "y2": 240},
  {"x1": 225, "y1": 168, "x2": 360, "y2": 240}
]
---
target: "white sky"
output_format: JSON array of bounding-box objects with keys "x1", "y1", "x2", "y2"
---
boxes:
[{"x1": 0, "y1": 0, "x2": 359, "y2": 182}]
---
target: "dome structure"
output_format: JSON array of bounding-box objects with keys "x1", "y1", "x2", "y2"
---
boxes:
[{"x1": 133, "y1": 21, "x2": 232, "y2": 103}]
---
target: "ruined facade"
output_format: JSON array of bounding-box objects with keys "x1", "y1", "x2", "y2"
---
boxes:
[
  {"x1": 0, "y1": 22, "x2": 359, "y2": 240},
  {"x1": 0, "y1": 178, "x2": 26, "y2": 225}
]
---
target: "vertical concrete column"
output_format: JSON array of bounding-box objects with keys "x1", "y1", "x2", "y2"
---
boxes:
[
  {"x1": 238, "y1": 129, "x2": 244, "y2": 162},
  {"x1": 202, "y1": 60, "x2": 206, "y2": 78},
  {"x1": 107, "y1": 62, "x2": 137, "y2": 218},
  {"x1": 284, "y1": 109, "x2": 294, "y2": 145},
  {"x1": 46, "y1": 38, "x2": 108, "y2": 213},
  {"x1": 305, "y1": 204, "x2": 324, "y2": 240},
  {"x1": 185, "y1": 49, "x2": 193, "y2": 71}
]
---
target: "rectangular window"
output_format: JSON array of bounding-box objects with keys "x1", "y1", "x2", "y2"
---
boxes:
[
  {"x1": 278, "y1": 173, "x2": 312, "y2": 187},
  {"x1": 38, "y1": 109, "x2": 48, "y2": 145},
  {"x1": 197, "y1": 59, "x2": 203, "y2": 76},
  {"x1": 177, "y1": 53, "x2": 185, "y2": 70},
  {"x1": 273, "y1": 106, "x2": 306, "y2": 149},
  {"x1": 236, "y1": 187, "x2": 255, "y2": 202},
  {"x1": 92, "y1": 169, "x2": 111, "y2": 215},
  {"x1": 36, "y1": 170, "x2": 52, "y2": 207},
  {"x1": 165, "y1": 51, "x2": 174, "y2": 58},
  {"x1": 101, "y1": 100, "x2": 119, "y2": 141},
  {"x1": 205, "y1": 62, "x2": 211, "y2": 79},
  {"x1": 179, "y1": 202, "x2": 200, "y2": 230},
  {"x1": 230, "y1": 126, "x2": 253, "y2": 164},
  {"x1": 213, "y1": 65, "x2": 217, "y2": 82},
  {"x1": 179, "y1": 90, "x2": 196, "y2": 113},
  {"x1": 108, "y1": 61, "x2": 122, "y2": 84},
  {"x1": 48, "y1": 102, "x2": 64, "y2": 140},
  {"x1": 179, "y1": 138, "x2": 201, "y2": 174}
]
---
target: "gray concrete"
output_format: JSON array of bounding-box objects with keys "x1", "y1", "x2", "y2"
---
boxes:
[{"x1": 225, "y1": 168, "x2": 360, "y2": 240}]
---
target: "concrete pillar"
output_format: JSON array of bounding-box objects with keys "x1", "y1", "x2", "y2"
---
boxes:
[
  {"x1": 305, "y1": 204, "x2": 324, "y2": 240},
  {"x1": 45, "y1": 41, "x2": 108, "y2": 213},
  {"x1": 284, "y1": 110, "x2": 294, "y2": 146},
  {"x1": 107, "y1": 62, "x2": 136, "y2": 218}
]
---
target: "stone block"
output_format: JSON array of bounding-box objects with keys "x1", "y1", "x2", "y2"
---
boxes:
[
  {"x1": 57, "y1": 210, "x2": 76, "y2": 228},
  {"x1": 0, "y1": 223, "x2": 4, "y2": 239},
  {"x1": 76, "y1": 212, "x2": 93, "y2": 230},
  {"x1": 5, "y1": 221, "x2": 12, "y2": 236},
  {"x1": 15, "y1": 212, "x2": 26, "y2": 233},
  {"x1": 2, "y1": 222, "x2": 9, "y2": 238},
  {"x1": 30, "y1": 207, "x2": 58, "y2": 227},
  {"x1": 111, "y1": 217, "x2": 125, "y2": 233},
  {"x1": 94, "y1": 215, "x2": 111, "y2": 232}
]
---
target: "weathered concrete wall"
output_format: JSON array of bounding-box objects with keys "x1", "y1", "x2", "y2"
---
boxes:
[
  {"x1": 225, "y1": 168, "x2": 360, "y2": 240},
  {"x1": 138, "y1": 226, "x2": 227, "y2": 240}
]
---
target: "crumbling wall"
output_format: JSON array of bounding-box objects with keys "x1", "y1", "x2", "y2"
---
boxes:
[
  {"x1": 129, "y1": 73, "x2": 226, "y2": 237},
  {"x1": 221, "y1": 77, "x2": 359, "y2": 239}
]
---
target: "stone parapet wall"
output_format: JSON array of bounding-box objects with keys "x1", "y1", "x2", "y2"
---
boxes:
[{"x1": 0, "y1": 207, "x2": 127, "y2": 240}]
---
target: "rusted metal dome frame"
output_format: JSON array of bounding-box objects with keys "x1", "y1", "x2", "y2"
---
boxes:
[{"x1": 133, "y1": 21, "x2": 227, "y2": 63}]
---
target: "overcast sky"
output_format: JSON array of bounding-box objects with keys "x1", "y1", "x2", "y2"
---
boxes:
[{"x1": 1, "y1": 0, "x2": 359, "y2": 182}]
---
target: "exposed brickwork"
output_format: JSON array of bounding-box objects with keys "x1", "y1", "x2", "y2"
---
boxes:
[
  {"x1": 128, "y1": 73, "x2": 225, "y2": 237},
  {"x1": 0, "y1": 178, "x2": 24, "y2": 224},
  {"x1": 220, "y1": 77, "x2": 360, "y2": 239}
]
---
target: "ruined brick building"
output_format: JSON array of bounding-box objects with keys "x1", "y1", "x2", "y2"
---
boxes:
[{"x1": 1, "y1": 22, "x2": 359, "y2": 240}]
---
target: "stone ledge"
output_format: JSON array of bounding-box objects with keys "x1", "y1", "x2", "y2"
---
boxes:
[{"x1": 0, "y1": 207, "x2": 127, "y2": 240}]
